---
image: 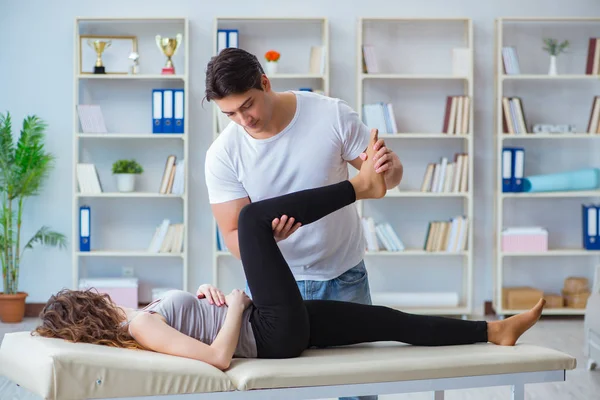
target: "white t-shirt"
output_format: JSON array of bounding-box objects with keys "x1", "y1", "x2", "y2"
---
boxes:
[{"x1": 204, "y1": 91, "x2": 370, "y2": 281}]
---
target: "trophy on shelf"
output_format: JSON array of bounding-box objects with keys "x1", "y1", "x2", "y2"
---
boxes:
[
  {"x1": 87, "y1": 39, "x2": 112, "y2": 74},
  {"x1": 128, "y1": 51, "x2": 140, "y2": 75},
  {"x1": 156, "y1": 33, "x2": 183, "y2": 75}
]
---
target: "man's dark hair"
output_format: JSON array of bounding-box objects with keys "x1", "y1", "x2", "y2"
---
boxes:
[{"x1": 204, "y1": 48, "x2": 265, "y2": 102}]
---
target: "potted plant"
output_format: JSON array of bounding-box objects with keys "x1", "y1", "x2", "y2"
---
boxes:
[
  {"x1": 543, "y1": 38, "x2": 569, "y2": 75},
  {"x1": 0, "y1": 112, "x2": 67, "y2": 323},
  {"x1": 264, "y1": 50, "x2": 281, "y2": 75},
  {"x1": 112, "y1": 159, "x2": 143, "y2": 192}
]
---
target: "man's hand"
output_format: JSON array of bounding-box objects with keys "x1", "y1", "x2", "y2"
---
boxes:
[
  {"x1": 196, "y1": 284, "x2": 226, "y2": 306},
  {"x1": 360, "y1": 129, "x2": 404, "y2": 188},
  {"x1": 225, "y1": 289, "x2": 253, "y2": 310},
  {"x1": 272, "y1": 215, "x2": 302, "y2": 242}
]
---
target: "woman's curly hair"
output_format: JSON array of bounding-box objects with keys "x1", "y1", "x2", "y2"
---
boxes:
[{"x1": 32, "y1": 288, "x2": 145, "y2": 350}]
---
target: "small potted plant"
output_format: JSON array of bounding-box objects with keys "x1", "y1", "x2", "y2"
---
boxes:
[
  {"x1": 112, "y1": 159, "x2": 143, "y2": 192},
  {"x1": 264, "y1": 50, "x2": 281, "y2": 75},
  {"x1": 543, "y1": 38, "x2": 569, "y2": 75},
  {"x1": 0, "y1": 112, "x2": 67, "y2": 323}
]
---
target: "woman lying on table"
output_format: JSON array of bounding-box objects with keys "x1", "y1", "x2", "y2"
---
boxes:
[{"x1": 33, "y1": 130, "x2": 545, "y2": 371}]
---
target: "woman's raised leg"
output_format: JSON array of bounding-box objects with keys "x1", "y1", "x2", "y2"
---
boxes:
[{"x1": 237, "y1": 129, "x2": 386, "y2": 357}]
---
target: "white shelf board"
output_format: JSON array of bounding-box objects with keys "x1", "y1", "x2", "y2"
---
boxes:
[
  {"x1": 385, "y1": 190, "x2": 469, "y2": 198},
  {"x1": 76, "y1": 192, "x2": 184, "y2": 198},
  {"x1": 379, "y1": 133, "x2": 471, "y2": 139},
  {"x1": 78, "y1": 74, "x2": 186, "y2": 80},
  {"x1": 502, "y1": 74, "x2": 600, "y2": 80},
  {"x1": 361, "y1": 73, "x2": 468, "y2": 80},
  {"x1": 267, "y1": 73, "x2": 325, "y2": 79},
  {"x1": 501, "y1": 133, "x2": 600, "y2": 139},
  {"x1": 500, "y1": 307, "x2": 586, "y2": 316},
  {"x1": 365, "y1": 250, "x2": 468, "y2": 256},
  {"x1": 501, "y1": 249, "x2": 600, "y2": 257},
  {"x1": 77, "y1": 133, "x2": 185, "y2": 139},
  {"x1": 77, "y1": 250, "x2": 184, "y2": 257},
  {"x1": 502, "y1": 190, "x2": 600, "y2": 198}
]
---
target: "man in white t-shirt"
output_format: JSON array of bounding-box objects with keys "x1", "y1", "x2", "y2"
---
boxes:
[{"x1": 203, "y1": 49, "x2": 403, "y2": 399}]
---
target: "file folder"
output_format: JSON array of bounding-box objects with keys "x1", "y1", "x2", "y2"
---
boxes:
[
  {"x1": 512, "y1": 147, "x2": 525, "y2": 192},
  {"x1": 174, "y1": 89, "x2": 184, "y2": 134},
  {"x1": 152, "y1": 89, "x2": 163, "y2": 133},
  {"x1": 583, "y1": 204, "x2": 600, "y2": 250},
  {"x1": 162, "y1": 89, "x2": 174, "y2": 133},
  {"x1": 80, "y1": 205, "x2": 91, "y2": 252},
  {"x1": 502, "y1": 147, "x2": 513, "y2": 192}
]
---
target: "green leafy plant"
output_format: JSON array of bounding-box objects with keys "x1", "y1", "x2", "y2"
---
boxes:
[
  {"x1": 543, "y1": 38, "x2": 569, "y2": 56},
  {"x1": 0, "y1": 112, "x2": 67, "y2": 295},
  {"x1": 112, "y1": 159, "x2": 143, "y2": 174}
]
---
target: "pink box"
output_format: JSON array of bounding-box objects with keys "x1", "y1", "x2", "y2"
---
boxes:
[
  {"x1": 502, "y1": 227, "x2": 548, "y2": 252},
  {"x1": 79, "y1": 278, "x2": 139, "y2": 308}
]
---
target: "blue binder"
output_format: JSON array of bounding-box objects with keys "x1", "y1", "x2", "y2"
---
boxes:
[
  {"x1": 582, "y1": 204, "x2": 600, "y2": 250},
  {"x1": 512, "y1": 147, "x2": 525, "y2": 192},
  {"x1": 501, "y1": 147, "x2": 513, "y2": 192},
  {"x1": 152, "y1": 89, "x2": 163, "y2": 133},
  {"x1": 174, "y1": 89, "x2": 184, "y2": 134},
  {"x1": 162, "y1": 89, "x2": 174, "y2": 133},
  {"x1": 79, "y1": 205, "x2": 91, "y2": 252}
]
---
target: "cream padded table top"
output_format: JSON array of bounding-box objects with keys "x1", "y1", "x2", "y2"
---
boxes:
[
  {"x1": 226, "y1": 341, "x2": 577, "y2": 391},
  {"x1": 0, "y1": 331, "x2": 577, "y2": 400}
]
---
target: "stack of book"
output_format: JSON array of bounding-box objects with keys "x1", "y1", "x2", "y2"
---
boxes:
[
  {"x1": 148, "y1": 219, "x2": 184, "y2": 253},
  {"x1": 423, "y1": 216, "x2": 468, "y2": 252},
  {"x1": 420, "y1": 154, "x2": 469, "y2": 193},
  {"x1": 361, "y1": 217, "x2": 405, "y2": 252}
]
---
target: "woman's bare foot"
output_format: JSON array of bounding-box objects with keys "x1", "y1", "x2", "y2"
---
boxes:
[
  {"x1": 350, "y1": 129, "x2": 386, "y2": 200},
  {"x1": 487, "y1": 298, "x2": 546, "y2": 346}
]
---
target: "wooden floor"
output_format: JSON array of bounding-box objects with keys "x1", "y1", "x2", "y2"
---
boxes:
[{"x1": 1, "y1": 316, "x2": 598, "y2": 399}]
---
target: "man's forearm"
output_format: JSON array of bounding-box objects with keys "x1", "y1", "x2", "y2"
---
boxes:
[{"x1": 225, "y1": 230, "x2": 241, "y2": 259}]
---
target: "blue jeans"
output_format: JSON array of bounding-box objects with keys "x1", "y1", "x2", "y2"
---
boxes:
[{"x1": 245, "y1": 260, "x2": 377, "y2": 400}]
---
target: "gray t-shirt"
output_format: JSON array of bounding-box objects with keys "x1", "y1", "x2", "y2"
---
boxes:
[{"x1": 135, "y1": 289, "x2": 257, "y2": 358}]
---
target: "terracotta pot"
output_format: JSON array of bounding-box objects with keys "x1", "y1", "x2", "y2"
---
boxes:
[{"x1": 0, "y1": 292, "x2": 28, "y2": 323}]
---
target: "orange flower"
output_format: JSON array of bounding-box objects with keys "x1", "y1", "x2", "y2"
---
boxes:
[{"x1": 265, "y1": 50, "x2": 280, "y2": 62}]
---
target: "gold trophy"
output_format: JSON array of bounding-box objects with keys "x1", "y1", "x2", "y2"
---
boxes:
[
  {"x1": 87, "y1": 39, "x2": 112, "y2": 74},
  {"x1": 156, "y1": 34, "x2": 183, "y2": 75}
]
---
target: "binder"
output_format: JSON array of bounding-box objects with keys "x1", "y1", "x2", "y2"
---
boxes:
[
  {"x1": 583, "y1": 204, "x2": 600, "y2": 250},
  {"x1": 502, "y1": 147, "x2": 513, "y2": 192},
  {"x1": 217, "y1": 29, "x2": 239, "y2": 50},
  {"x1": 152, "y1": 89, "x2": 163, "y2": 133},
  {"x1": 80, "y1": 205, "x2": 91, "y2": 252},
  {"x1": 162, "y1": 89, "x2": 174, "y2": 133},
  {"x1": 174, "y1": 89, "x2": 184, "y2": 134},
  {"x1": 512, "y1": 147, "x2": 525, "y2": 192}
]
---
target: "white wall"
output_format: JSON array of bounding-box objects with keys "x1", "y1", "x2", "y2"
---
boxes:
[{"x1": 1, "y1": 0, "x2": 599, "y2": 316}]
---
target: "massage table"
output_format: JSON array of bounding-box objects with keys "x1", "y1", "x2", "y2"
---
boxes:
[{"x1": 0, "y1": 330, "x2": 576, "y2": 400}]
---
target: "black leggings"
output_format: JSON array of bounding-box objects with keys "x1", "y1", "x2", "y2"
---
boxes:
[{"x1": 239, "y1": 180, "x2": 488, "y2": 359}]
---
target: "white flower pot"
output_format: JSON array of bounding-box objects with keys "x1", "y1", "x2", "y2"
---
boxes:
[
  {"x1": 266, "y1": 61, "x2": 278, "y2": 75},
  {"x1": 115, "y1": 173, "x2": 136, "y2": 192},
  {"x1": 548, "y1": 55, "x2": 557, "y2": 75}
]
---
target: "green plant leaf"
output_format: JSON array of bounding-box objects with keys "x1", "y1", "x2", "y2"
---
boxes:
[{"x1": 22, "y1": 226, "x2": 67, "y2": 253}]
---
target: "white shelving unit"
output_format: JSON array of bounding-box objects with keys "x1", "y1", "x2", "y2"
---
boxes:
[
  {"x1": 72, "y1": 17, "x2": 190, "y2": 300},
  {"x1": 493, "y1": 17, "x2": 600, "y2": 318},
  {"x1": 210, "y1": 17, "x2": 329, "y2": 291},
  {"x1": 357, "y1": 18, "x2": 474, "y2": 317}
]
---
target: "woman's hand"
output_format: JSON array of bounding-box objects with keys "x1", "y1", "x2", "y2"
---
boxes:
[
  {"x1": 225, "y1": 289, "x2": 253, "y2": 311},
  {"x1": 196, "y1": 284, "x2": 226, "y2": 306}
]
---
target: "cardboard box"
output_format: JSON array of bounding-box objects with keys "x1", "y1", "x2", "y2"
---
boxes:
[{"x1": 503, "y1": 286, "x2": 544, "y2": 309}]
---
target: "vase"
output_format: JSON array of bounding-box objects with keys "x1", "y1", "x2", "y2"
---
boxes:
[
  {"x1": 0, "y1": 292, "x2": 28, "y2": 323},
  {"x1": 548, "y1": 55, "x2": 557, "y2": 75},
  {"x1": 266, "y1": 61, "x2": 278, "y2": 75},
  {"x1": 116, "y1": 173, "x2": 136, "y2": 192}
]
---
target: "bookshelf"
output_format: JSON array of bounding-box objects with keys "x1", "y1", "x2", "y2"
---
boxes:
[
  {"x1": 493, "y1": 17, "x2": 600, "y2": 318},
  {"x1": 72, "y1": 17, "x2": 189, "y2": 302},
  {"x1": 357, "y1": 18, "x2": 474, "y2": 317},
  {"x1": 211, "y1": 17, "x2": 329, "y2": 291}
]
